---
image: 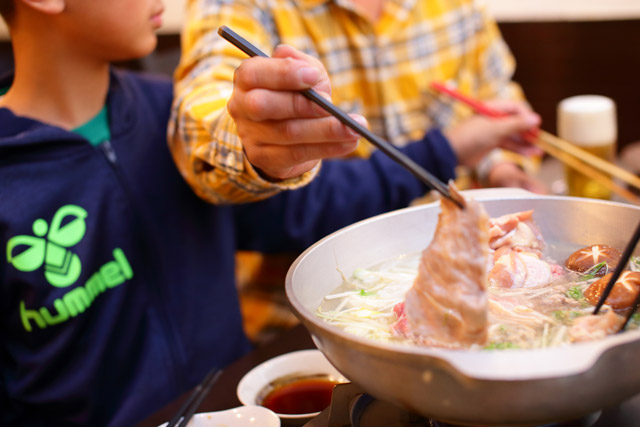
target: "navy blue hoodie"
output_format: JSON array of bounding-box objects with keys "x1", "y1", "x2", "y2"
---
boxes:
[{"x1": 0, "y1": 69, "x2": 456, "y2": 425}]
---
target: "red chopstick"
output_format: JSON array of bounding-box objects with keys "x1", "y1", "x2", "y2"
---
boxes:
[
  {"x1": 429, "y1": 82, "x2": 539, "y2": 139},
  {"x1": 430, "y1": 82, "x2": 504, "y2": 118}
]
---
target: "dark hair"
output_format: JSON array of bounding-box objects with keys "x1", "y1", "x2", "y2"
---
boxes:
[{"x1": 0, "y1": 0, "x2": 14, "y2": 22}]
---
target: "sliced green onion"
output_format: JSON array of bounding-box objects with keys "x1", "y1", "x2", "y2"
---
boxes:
[
  {"x1": 566, "y1": 286, "x2": 584, "y2": 301},
  {"x1": 582, "y1": 262, "x2": 607, "y2": 280},
  {"x1": 484, "y1": 341, "x2": 518, "y2": 350}
]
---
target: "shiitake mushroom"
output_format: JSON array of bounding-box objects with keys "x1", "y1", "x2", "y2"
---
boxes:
[
  {"x1": 584, "y1": 271, "x2": 640, "y2": 309},
  {"x1": 565, "y1": 244, "x2": 622, "y2": 276}
]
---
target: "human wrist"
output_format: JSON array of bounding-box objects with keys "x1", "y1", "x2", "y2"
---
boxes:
[{"x1": 475, "y1": 149, "x2": 542, "y2": 189}]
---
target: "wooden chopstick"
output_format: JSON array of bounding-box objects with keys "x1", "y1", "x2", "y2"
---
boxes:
[
  {"x1": 430, "y1": 82, "x2": 640, "y2": 204},
  {"x1": 217, "y1": 26, "x2": 463, "y2": 209},
  {"x1": 534, "y1": 133, "x2": 640, "y2": 204},
  {"x1": 166, "y1": 368, "x2": 222, "y2": 427},
  {"x1": 539, "y1": 130, "x2": 640, "y2": 193}
]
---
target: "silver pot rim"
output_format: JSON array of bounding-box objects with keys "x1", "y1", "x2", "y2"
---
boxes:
[{"x1": 286, "y1": 190, "x2": 640, "y2": 381}]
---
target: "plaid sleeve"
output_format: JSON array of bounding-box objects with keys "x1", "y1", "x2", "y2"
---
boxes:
[
  {"x1": 168, "y1": 0, "x2": 319, "y2": 204},
  {"x1": 472, "y1": 0, "x2": 524, "y2": 102}
]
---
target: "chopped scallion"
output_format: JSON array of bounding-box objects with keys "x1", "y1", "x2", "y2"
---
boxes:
[
  {"x1": 566, "y1": 286, "x2": 584, "y2": 301},
  {"x1": 484, "y1": 341, "x2": 518, "y2": 350},
  {"x1": 582, "y1": 262, "x2": 607, "y2": 280}
]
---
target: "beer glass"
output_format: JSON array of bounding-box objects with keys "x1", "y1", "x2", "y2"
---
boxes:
[{"x1": 557, "y1": 95, "x2": 617, "y2": 199}]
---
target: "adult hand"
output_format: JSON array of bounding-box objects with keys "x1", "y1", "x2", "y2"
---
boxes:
[
  {"x1": 227, "y1": 45, "x2": 366, "y2": 181},
  {"x1": 445, "y1": 99, "x2": 542, "y2": 167},
  {"x1": 487, "y1": 162, "x2": 548, "y2": 194}
]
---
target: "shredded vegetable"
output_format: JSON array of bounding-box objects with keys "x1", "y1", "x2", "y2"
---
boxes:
[{"x1": 316, "y1": 250, "x2": 634, "y2": 350}]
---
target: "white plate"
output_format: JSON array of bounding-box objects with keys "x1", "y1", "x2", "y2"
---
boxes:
[
  {"x1": 237, "y1": 349, "x2": 348, "y2": 424},
  {"x1": 158, "y1": 405, "x2": 280, "y2": 427}
]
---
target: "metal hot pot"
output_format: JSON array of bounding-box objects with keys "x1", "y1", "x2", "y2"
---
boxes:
[{"x1": 285, "y1": 189, "x2": 640, "y2": 426}]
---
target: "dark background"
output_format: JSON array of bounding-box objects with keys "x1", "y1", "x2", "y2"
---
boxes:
[
  {"x1": 1, "y1": 19, "x2": 638, "y2": 149},
  {"x1": 499, "y1": 19, "x2": 640, "y2": 150}
]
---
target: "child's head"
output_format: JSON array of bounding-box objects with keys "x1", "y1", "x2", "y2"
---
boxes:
[{"x1": 6, "y1": 0, "x2": 164, "y2": 61}]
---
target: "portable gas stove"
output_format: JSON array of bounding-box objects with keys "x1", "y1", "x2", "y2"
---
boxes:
[{"x1": 303, "y1": 383, "x2": 639, "y2": 427}]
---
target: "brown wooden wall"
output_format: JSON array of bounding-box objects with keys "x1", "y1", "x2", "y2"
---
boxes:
[{"x1": 499, "y1": 19, "x2": 640, "y2": 150}]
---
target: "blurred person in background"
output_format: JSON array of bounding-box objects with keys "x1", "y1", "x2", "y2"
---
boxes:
[{"x1": 169, "y1": 0, "x2": 547, "y2": 342}]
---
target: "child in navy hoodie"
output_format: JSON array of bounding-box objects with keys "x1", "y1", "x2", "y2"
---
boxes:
[{"x1": 0, "y1": 0, "x2": 468, "y2": 424}]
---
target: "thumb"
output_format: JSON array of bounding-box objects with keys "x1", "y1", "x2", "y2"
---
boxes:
[
  {"x1": 273, "y1": 45, "x2": 331, "y2": 95},
  {"x1": 490, "y1": 115, "x2": 537, "y2": 140}
]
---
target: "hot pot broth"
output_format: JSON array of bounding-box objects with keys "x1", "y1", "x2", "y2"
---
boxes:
[{"x1": 317, "y1": 243, "x2": 640, "y2": 350}]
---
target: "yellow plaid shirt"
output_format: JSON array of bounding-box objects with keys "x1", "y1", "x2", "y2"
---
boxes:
[{"x1": 169, "y1": 0, "x2": 523, "y2": 204}]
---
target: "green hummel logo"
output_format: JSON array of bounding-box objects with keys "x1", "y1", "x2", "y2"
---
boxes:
[
  {"x1": 6, "y1": 205, "x2": 134, "y2": 332},
  {"x1": 7, "y1": 205, "x2": 87, "y2": 287}
]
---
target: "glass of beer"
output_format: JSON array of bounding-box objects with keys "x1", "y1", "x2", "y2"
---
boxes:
[{"x1": 557, "y1": 95, "x2": 617, "y2": 199}]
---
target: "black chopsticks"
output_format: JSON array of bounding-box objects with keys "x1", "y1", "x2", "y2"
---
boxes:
[
  {"x1": 591, "y1": 219, "x2": 640, "y2": 332},
  {"x1": 217, "y1": 25, "x2": 463, "y2": 209},
  {"x1": 166, "y1": 368, "x2": 222, "y2": 427}
]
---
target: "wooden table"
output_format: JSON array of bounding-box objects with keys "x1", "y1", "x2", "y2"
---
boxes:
[
  {"x1": 139, "y1": 324, "x2": 314, "y2": 427},
  {"x1": 140, "y1": 323, "x2": 640, "y2": 427}
]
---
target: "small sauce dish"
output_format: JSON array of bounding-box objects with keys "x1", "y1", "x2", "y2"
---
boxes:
[{"x1": 237, "y1": 349, "x2": 349, "y2": 425}]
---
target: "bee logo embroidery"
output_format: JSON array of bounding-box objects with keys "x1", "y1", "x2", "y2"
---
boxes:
[{"x1": 6, "y1": 205, "x2": 88, "y2": 288}]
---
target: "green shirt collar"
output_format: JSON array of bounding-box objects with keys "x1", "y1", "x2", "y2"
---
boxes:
[
  {"x1": 72, "y1": 105, "x2": 110, "y2": 147},
  {"x1": 0, "y1": 86, "x2": 110, "y2": 146}
]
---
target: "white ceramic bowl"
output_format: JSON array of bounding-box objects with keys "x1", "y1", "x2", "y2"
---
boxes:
[
  {"x1": 158, "y1": 405, "x2": 280, "y2": 427},
  {"x1": 237, "y1": 349, "x2": 348, "y2": 425}
]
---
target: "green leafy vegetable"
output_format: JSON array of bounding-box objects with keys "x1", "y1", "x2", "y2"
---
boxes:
[
  {"x1": 484, "y1": 341, "x2": 518, "y2": 350},
  {"x1": 552, "y1": 310, "x2": 586, "y2": 324},
  {"x1": 566, "y1": 286, "x2": 584, "y2": 301},
  {"x1": 582, "y1": 262, "x2": 607, "y2": 280}
]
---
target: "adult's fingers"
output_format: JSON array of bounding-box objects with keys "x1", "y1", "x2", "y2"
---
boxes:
[
  {"x1": 234, "y1": 56, "x2": 323, "y2": 91},
  {"x1": 245, "y1": 140, "x2": 359, "y2": 180},
  {"x1": 490, "y1": 115, "x2": 539, "y2": 141},
  {"x1": 231, "y1": 89, "x2": 332, "y2": 122},
  {"x1": 499, "y1": 139, "x2": 544, "y2": 157},
  {"x1": 485, "y1": 99, "x2": 541, "y2": 134},
  {"x1": 273, "y1": 45, "x2": 325, "y2": 71},
  {"x1": 488, "y1": 115, "x2": 544, "y2": 156},
  {"x1": 241, "y1": 113, "x2": 367, "y2": 180},
  {"x1": 239, "y1": 114, "x2": 368, "y2": 145},
  {"x1": 272, "y1": 45, "x2": 332, "y2": 96},
  {"x1": 488, "y1": 163, "x2": 549, "y2": 194},
  {"x1": 485, "y1": 99, "x2": 537, "y2": 117}
]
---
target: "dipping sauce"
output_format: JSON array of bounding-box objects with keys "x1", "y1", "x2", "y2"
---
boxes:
[{"x1": 261, "y1": 376, "x2": 339, "y2": 414}]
